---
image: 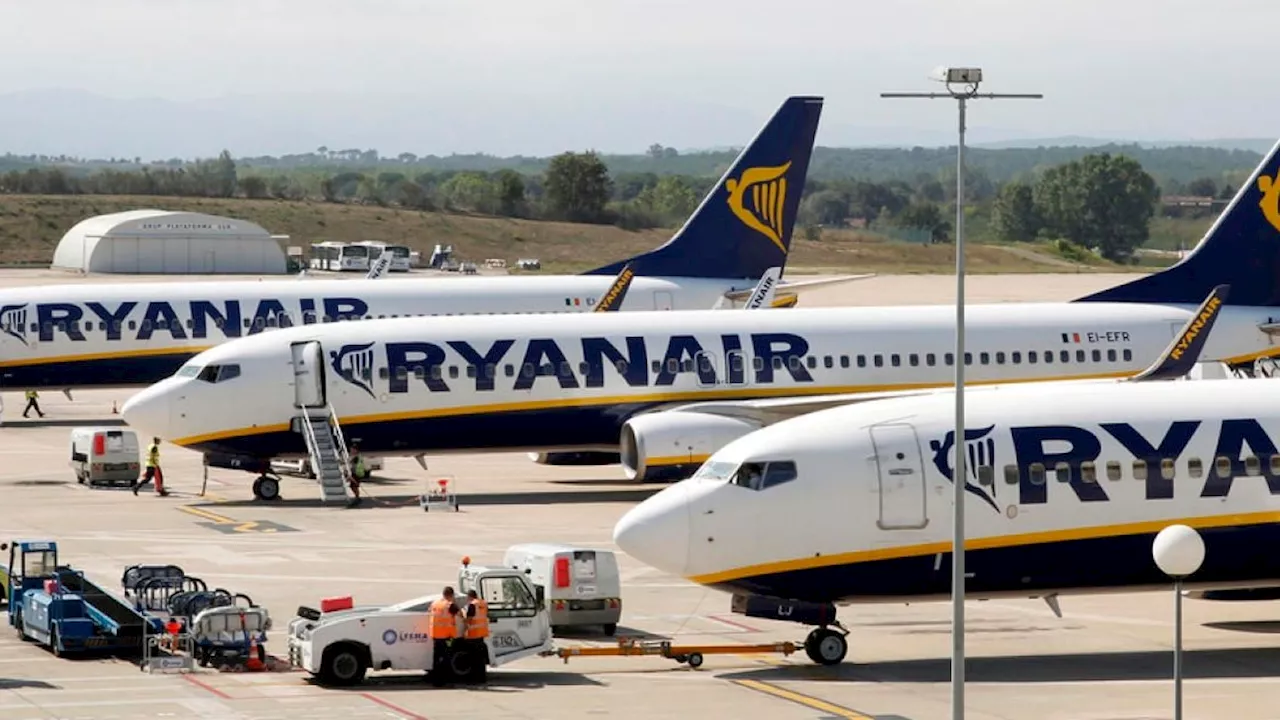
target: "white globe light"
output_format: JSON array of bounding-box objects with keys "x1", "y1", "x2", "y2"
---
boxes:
[{"x1": 1152, "y1": 524, "x2": 1206, "y2": 578}]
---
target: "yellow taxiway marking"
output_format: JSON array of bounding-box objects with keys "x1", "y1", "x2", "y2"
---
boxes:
[
  {"x1": 179, "y1": 505, "x2": 236, "y2": 524},
  {"x1": 732, "y1": 679, "x2": 873, "y2": 719}
]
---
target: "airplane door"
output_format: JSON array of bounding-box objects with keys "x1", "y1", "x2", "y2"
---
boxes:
[
  {"x1": 694, "y1": 351, "x2": 718, "y2": 388},
  {"x1": 869, "y1": 423, "x2": 927, "y2": 530},
  {"x1": 653, "y1": 291, "x2": 673, "y2": 311},
  {"x1": 724, "y1": 350, "x2": 747, "y2": 386},
  {"x1": 291, "y1": 341, "x2": 327, "y2": 408}
]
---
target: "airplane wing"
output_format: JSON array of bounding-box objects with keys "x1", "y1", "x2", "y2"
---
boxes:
[
  {"x1": 366, "y1": 253, "x2": 393, "y2": 280},
  {"x1": 595, "y1": 262, "x2": 635, "y2": 312},
  {"x1": 722, "y1": 273, "x2": 875, "y2": 302}
]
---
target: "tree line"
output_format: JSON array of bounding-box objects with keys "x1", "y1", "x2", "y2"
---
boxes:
[{"x1": 0, "y1": 145, "x2": 1253, "y2": 262}]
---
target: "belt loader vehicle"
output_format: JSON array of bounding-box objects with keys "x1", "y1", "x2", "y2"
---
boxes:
[{"x1": 5, "y1": 540, "x2": 160, "y2": 655}]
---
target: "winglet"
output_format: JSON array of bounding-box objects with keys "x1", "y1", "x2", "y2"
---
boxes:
[
  {"x1": 594, "y1": 262, "x2": 635, "y2": 312},
  {"x1": 1128, "y1": 284, "x2": 1230, "y2": 382},
  {"x1": 366, "y1": 253, "x2": 392, "y2": 280},
  {"x1": 741, "y1": 267, "x2": 781, "y2": 309}
]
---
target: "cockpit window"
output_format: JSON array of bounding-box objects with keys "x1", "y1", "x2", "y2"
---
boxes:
[
  {"x1": 196, "y1": 364, "x2": 242, "y2": 384},
  {"x1": 730, "y1": 461, "x2": 798, "y2": 490},
  {"x1": 176, "y1": 364, "x2": 201, "y2": 378},
  {"x1": 693, "y1": 461, "x2": 738, "y2": 482}
]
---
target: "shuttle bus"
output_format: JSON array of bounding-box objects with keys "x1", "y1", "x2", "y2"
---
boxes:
[
  {"x1": 354, "y1": 242, "x2": 411, "y2": 272},
  {"x1": 309, "y1": 242, "x2": 370, "y2": 272}
]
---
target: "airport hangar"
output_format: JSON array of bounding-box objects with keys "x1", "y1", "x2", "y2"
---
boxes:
[{"x1": 50, "y1": 209, "x2": 289, "y2": 274}]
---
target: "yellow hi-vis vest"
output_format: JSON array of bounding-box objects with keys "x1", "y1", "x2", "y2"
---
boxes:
[
  {"x1": 24, "y1": 390, "x2": 36, "y2": 400},
  {"x1": 146, "y1": 443, "x2": 160, "y2": 468}
]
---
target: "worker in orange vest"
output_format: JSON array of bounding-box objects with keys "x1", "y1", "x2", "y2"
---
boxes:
[
  {"x1": 427, "y1": 586, "x2": 461, "y2": 686},
  {"x1": 463, "y1": 589, "x2": 490, "y2": 682}
]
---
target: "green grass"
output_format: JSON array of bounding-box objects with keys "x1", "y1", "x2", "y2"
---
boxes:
[{"x1": 0, "y1": 194, "x2": 1199, "y2": 274}]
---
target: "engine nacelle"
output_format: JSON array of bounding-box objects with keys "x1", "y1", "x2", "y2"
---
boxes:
[
  {"x1": 527, "y1": 451, "x2": 622, "y2": 466},
  {"x1": 619, "y1": 412, "x2": 760, "y2": 482}
]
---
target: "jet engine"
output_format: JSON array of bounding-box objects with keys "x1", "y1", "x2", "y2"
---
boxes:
[
  {"x1": 528, "y1": 451, "x2": 622, "y2": 466},
  {"x1": 619, "y1": 412, "x2": 761, "y2": 483}
]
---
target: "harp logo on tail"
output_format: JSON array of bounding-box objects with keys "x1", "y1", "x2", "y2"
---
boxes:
[
  {"x1": 1258, "y1": 168, "x2": 1280, "y2": 234},
  {"x1": 929, "y1": 424, "x2": 1000, "y2": 513},
  {"x1": 0, "y1": 304, "x2": 29, "y2": 346},
  {"x1": 726, "y1": 162, "x2": 792, "y2": 254},
  {"x1": 330, "y1": 342, "x2": 377, "y2": 398}
]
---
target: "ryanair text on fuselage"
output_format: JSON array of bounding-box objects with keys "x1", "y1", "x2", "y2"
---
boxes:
[
  {"x1": 1, "y1": 297, "x2": 372, "y2": 345},
  {"x1": 333, "y1": 332, "x2": 815, "y2": 395}
]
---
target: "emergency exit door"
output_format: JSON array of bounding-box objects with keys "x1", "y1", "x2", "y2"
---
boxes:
[
  {"x1": 291, "y1": 341, "x2": 326, "y2": 408},
  {"x1": 653, "y1": 291, "x2": 673, "y2": 310},
  {"x1": 869, "y1": 423, "x2": 927, "y2": 530}
]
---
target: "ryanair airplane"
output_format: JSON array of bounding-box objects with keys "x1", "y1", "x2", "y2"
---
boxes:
[
  {"x1": 119, "y1": 137, "x2": 1280, "y2": 499},
  {"x1": 0, "y1": 96, "x2": 834, "y2": 395},
  {"x1": 611, "y1": 335, "x2": 1280, "y2": 666}
]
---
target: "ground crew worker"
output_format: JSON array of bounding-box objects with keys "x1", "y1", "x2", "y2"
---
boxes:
[
  {"x1": 464, "y1": 589, "x2": 490, "y2": 682},
  {"x1": 428, "y1": 586, "x2": 461, "y2": 686},
  {"x1": 133, "y1": 436, "x2": 169, "y2": 496},
  {"x1": 22, "y1": 390, "x2": 43, "y2": 418},
  {"x1": 347, "y1": 441, "x2": 367, "y2": 508}
]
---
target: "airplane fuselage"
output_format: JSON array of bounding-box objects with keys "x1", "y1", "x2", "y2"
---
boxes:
[
  {"x1": 615, "y1": 379, "x2": 1280, "y2": 605},
  {"x1": 0, "y1": 275, "x2": 745, "y2": 390},
  {"x1": 121, "y1": 301, "x2": 1280, "y2": 464}
]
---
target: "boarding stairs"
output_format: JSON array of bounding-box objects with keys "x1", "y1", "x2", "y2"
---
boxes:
[{"x1": 298, "y1": 404, "x2": 353, "y2": 504}]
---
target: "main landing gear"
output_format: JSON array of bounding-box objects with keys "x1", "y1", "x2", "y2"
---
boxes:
[
  {"x1": 731, "y1": 593, "x2": 849, "y2": 666},
  {"x1": 251, "y1": 475, "x2": 282, "y2": 502}
]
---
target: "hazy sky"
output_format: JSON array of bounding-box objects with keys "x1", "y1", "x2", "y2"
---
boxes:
[{"x1": 1, "y1": 0, "x2": 1277, "y2": 157}]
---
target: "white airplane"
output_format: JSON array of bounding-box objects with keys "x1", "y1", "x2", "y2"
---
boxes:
[
  {"x1": 118, "y1": 138, "x2": 1280, "y2": 498},
  {"x1": 0, "y1": 96, "x2": 844, "y2": 396},
  {"x1": 610, "y1": 309, "x2": 1280, "y2": 667}
]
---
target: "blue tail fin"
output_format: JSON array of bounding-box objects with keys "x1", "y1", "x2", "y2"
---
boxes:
[
  {"x1": 1076, "y1": 138, "x2": 1280, "y2": 307},
  {"x1": 585, "y1": 96, "x2": 823, "y2": 280}
]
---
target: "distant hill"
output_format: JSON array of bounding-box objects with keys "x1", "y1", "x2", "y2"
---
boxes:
[{"x1": 973, "y1": 136, "x2": 1274, "y2": 153}]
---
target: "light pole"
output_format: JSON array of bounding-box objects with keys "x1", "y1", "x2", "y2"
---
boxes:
[
  {"x1": 1152, "y1": 524, "x2": 1206, "y2": 720},
  {"x1": 880, "y1": 68, "x2": 1042, "y2": 720}
]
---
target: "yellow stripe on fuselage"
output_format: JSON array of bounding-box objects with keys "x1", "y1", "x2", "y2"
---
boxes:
[
  {"x1": 170, "y1": 369, "x2": 1132, "y2": 447},
  {"x1": 687, "y1": 510, "x2": 1280, "y2": 585},
  {"x1": 0, "y1": 345, "x2": 213, "y2": 367}
]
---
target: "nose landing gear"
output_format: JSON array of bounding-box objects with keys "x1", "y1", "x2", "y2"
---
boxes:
[
  {"x1": 803, "y1": 623, "x2": 849, "y2": 665},
  {"x1": 730, "y1": 593, "x2": 849, "y2": 666}
]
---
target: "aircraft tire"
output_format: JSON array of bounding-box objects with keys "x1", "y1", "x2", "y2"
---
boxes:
[
  {"x1": 252, "y1": 476, "x2": 280, "y2": 502},
  {"x1": 804, "y1": 627, "x2": 847, "y2": 666}
]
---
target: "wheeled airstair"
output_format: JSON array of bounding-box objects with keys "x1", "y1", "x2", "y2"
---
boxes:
[{"x1": 298, "y1": 404, "x2": 352, "y2": 504}]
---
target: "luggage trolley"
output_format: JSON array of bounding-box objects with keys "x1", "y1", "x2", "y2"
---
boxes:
[{"x1": 419, "y1": 475, "x2": 459, "y2": 512}]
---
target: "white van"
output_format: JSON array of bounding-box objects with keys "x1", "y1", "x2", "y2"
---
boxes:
[
  {"x1": 69, "y1": 427, "x2": 140, "y2": 487},
  {"x1": 502, "y1": 544, "x2": 621, "y2": 636}
]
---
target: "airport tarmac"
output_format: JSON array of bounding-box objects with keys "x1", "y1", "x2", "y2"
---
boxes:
[{"x1": 3, "y1": 270, "x2": 1280, "y2": 720}]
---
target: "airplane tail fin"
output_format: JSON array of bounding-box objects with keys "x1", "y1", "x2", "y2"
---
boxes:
[
  {"x1": 1075, "y1": 138, "x2": 1280, "y2": 307},
  {"x1": 585, "y1": 96, "x2": 823, "y2": 280}
]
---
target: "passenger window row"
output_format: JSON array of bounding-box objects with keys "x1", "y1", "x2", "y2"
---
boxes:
[
  {"x1": 979, "y1": 453, "x2": 1278, "y2": 487},
  {"x1": 366, "y1": 346, "x2": 1138, "y2": 385},
  {"x1": 2, "y1": 313, "x2": 414, "y2": 335}
]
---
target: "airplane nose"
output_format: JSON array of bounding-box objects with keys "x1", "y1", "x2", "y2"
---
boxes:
[
  {"x1": 613, "y1": 482, "x2": 690, "y2": 576},
  {"x1": 120, "y1": 384, "x2": 171, "y2": 439}
]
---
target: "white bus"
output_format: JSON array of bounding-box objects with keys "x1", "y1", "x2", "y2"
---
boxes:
[
  {"x1": 309, "y1": 242, "x2": 370, "y2": 272},
  {"x1": 354, "y1": 242, "x2": 411, "y2": 272}
]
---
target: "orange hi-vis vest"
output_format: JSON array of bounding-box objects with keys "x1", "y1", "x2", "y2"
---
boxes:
[
  {"x1": 465, "y1": 599, "x2": 490, "y2": 639},
  {"x1": 428, "y1": 598, "x2": 457, "y2": 639}
]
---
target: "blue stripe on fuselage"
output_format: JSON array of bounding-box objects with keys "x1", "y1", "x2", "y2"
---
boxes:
[
  {"x1": 709, "y1": 523, "x2": 1280, "y2": 604},
  {"x1": 184, "y1": 402, "x2": 667, "y2": 460},
  {"x1": 0, "y1": 352, "x2": 197, "y2": 389}
]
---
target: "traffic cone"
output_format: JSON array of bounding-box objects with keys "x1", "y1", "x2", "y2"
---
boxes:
[{"x1": 246, "y1": 634, "x2": 265, "y2": 671}]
